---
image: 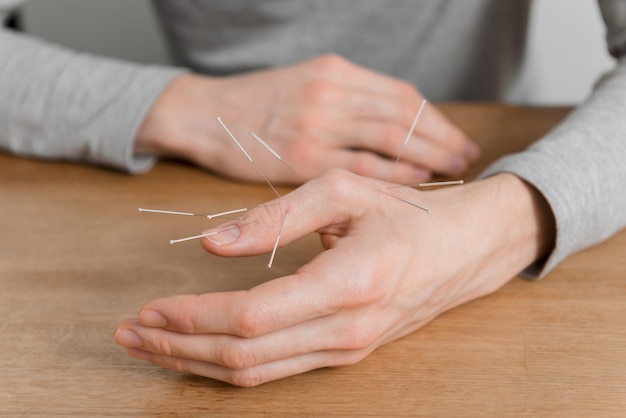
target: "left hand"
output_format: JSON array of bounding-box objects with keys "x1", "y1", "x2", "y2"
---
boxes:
[
  {"x1": 114, "y1": 170, "x2": 554, "y2": 386},
  {"x1": 135, "y1": 55, "x2": 480, "y2": 184}
]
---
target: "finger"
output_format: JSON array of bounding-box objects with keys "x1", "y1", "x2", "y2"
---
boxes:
[
  {"x1": 116, "y1": 306, "x2": 387, "y2": 369},
  {"x1": 321, "y1": 149, "x2": 432, "y2": 184},
  {"x1": 338, "y1": 103, "x2": 479, "y2": 163},
  {"x1": 199, "y1": 170, "x2": 379, "y2": 257},
  {"x1": 416, "y1": 104, "x2": 481, "y2": 161},
  {"x1": 320, "y1": 90, "x2": 479, "y2": 164},
  {"x1": 136, "y1": 237, "x2": 383, "y2": 338},
  {"x1": 125, "y1": 345, "x2": 372, "y2": 387},
  {"x1": 399, "y1": 135, "x2": 470, "y2": 176},
  {"x1": 328, "y1": 118, "x2": 469, "y2": 176},
  {"x1": 132, "y1": 256, "x2": 337, "y2": 338}
]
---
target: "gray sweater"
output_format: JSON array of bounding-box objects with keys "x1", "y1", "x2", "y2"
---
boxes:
[{"x1": 1, "y1": 0, "x2": 625, "y2": 277}]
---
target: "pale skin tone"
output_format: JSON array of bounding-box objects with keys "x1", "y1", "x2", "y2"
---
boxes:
[
  {"x1": 135, "y1": 54, "x2": 480, "y2": 184},
  {"x1": 114, "y1": 170, "x2": 555, "y2": 387}
]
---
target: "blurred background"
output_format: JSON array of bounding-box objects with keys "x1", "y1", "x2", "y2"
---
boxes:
[{"x1": 21, "y1": 0, "x2": 614, "y2": 105}]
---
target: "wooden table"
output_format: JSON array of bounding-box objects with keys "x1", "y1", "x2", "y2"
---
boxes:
[{"x1": 1, "y1": 104, "x2": 624, "y2": 417}]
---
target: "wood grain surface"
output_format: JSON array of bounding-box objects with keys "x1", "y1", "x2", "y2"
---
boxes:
[{"x1": 1, "y1": 104, "x2": 624, "y2": 417}]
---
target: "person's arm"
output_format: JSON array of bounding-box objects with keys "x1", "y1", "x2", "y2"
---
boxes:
[
  {"x1": 1, "y1": 27, "x2": 479, "y2": 183},
  {"x1": 1, "y1": 4, "x2": 479, "y2": 182},
  {"x1": 480, "y1": 0, "x2": 626, "y2": 277},
  {"x1": 0, "y1": 27, "x2": 183, "y2": 173}
]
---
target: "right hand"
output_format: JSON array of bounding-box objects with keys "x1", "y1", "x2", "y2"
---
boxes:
[
  {"x1": 115, "y1": 170, "x2": 554, "y2": 387},
  {"x1": 135, "y1": 54, "x2": 480, "y2": 184}
]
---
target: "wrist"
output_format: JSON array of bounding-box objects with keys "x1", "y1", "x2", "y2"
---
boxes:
[
  {"x1": 469, "y1": 173, "x2": 556, "y2": 276},
  {"x1": 133, "y1": 73, "x2": 224, "y2": 162}
]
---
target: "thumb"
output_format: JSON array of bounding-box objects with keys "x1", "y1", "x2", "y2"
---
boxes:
[{"x1": 199, "y1": 169, "x2": 370, "y2": 257}]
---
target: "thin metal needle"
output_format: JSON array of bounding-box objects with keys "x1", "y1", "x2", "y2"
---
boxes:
[
  {"x1": 387, "y1": 98, "x2": 428, "y2": 183},
  {"x1": 268, "y1": 211, "x2": 288, "y2": 268},
  {"x1": 138, "y1": 208, "x2": 196, "y2": 216},
  {"x1": 250, "y1": 132, "x2": 305, "y2": 183},
  {"x1": 139, "y1": 207, "x2": 249, "y2": 220},
  {"x1": 377, "y1": 190, "x2": 430, "y2": 213},
  {"x1": 418, "y1": 180, "x2": 464, "y2": 187},
  {"x1": 388, "y1": 180, "x2": 464, "y2": 189},
  {"x1": 217, "y1": 117, "x2": 281, "y2": 198},
  {"x1": 169, "y1": 226, "x2": 239, "y2": 245},
  {"x1": 207, "y1": 208, "x2": 248, "y2": 219}
]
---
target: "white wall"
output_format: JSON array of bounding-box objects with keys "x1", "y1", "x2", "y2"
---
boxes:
[
  {"x1": 524, "y1": 0, "x2": 615, "y2": 104},
  {"x1": 22, "y1": 0, "x2": 616, "y2": 105}
]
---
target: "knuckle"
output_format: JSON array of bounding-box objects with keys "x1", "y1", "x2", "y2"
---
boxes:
[
  {"x1": 349, "y1": 153, "x2": 379, "y2": 176},
  {"x1": 220, "y1": 343, "x2": 257, "y2": 370},
  {"x1": 310, "y1": 53, "x2": 349, "y2": 74},
  {"x1": 320, "y1": 168, "x2": 359, "y2": 194},
  {"x1": 229, "y1": 367, "x2": 264, "y2": 388},
  {"x1": 340, "y1": 321, "x2": 379, "y2": 350},
  {"x1": 177, "y1": 295, "x2": 200, "y2": 334},
  {"x1": 233, "y1": 303, "x2": 267, "y2": 338},
  {"x1": 169, "y1": 356, "x2": 187, "y2": 373},
  {"x1": 153, "y1": 334, "x2": 175, "y2": 357},
  {"x1": 338, "y1": 349, "x2": 371, "y2": 366},
  {"x1": 300, "y1": 79, "x2": 342, "y2": 104}
]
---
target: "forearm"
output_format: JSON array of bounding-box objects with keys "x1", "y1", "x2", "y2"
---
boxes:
[
  {"x1": 481, "y1": 61, "x2": 626, "y2": 277},
  {"x1": 0, "y1": 28, "x2": 183, "y2": 173}
]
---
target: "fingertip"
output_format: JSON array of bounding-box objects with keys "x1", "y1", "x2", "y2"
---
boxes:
[
  {"x1": 138, "y1": 309, "x2": 168, "y2": 328},
  {"x1": 114, "y1": 328, "x2": 143, "y2": 348},
  {"x1": 202, "y1": 224, "x2": 241, "y2": 247},
  {"x1": 464, "y1": 141, "x2": 481, "y2": 161}
]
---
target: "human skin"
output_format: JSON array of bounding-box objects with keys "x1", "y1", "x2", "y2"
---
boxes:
[
  {"x1": 134, "y1": 55, "x2": 480, "y2": 184},
  {"x1": 114, "y1": 170, "x2": 555, "y2": 387}
]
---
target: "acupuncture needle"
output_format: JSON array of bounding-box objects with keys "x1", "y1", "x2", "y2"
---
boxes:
[
  {"x1": 170, "y1": 225, "x2": 240, "y2": 245},
  {"x1": 251, "y1": 132, "x2": 305, "y2": 183},
  {"x1": 387, "y1": 180, "x2": 464, "y2": 189},
  {"x1": 268, "y1": 210, "x2": 288, "y2": 268},
  {"x1": 139, "y1": 207, "x2": 248, "y2": 220},
  {"x1": 377, "y1": 190, "x2": 430, "y2": 213},
  {"x1": 387, "y1": 98, "x2": 427, "y2": 184},
  {"x1": 217, "y1": 117, "x2": 281, "y2": 198}
]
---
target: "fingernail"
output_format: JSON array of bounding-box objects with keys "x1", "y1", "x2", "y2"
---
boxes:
[
  {"x1": 138, "y1": 309, "x2": 168, "y2": 327},
  {"x1": 114, "y1": 329, "x2": 142, "y2": 348},
  {"x1": 464, "y1": 142, "x2": 481, "y2": 160},
  {"x1": 203, "y1": 225, "x2": 240, "y2": 247}
]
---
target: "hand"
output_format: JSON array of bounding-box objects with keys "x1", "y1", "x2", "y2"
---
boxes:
[
  {"x1": 135, "y1": 55, "x2": 480, "y2": 184},
  {"x1": 114, "y1": 170, "x2": 554, "y2": 386}
]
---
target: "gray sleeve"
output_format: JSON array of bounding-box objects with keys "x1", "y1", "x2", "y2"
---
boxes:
[
  {"x1": 480, "y1": 0, "x2": 626, "y2": 278},
  {"x1": 0, "y1": 27, "x2": 184, "y2": 173}
]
